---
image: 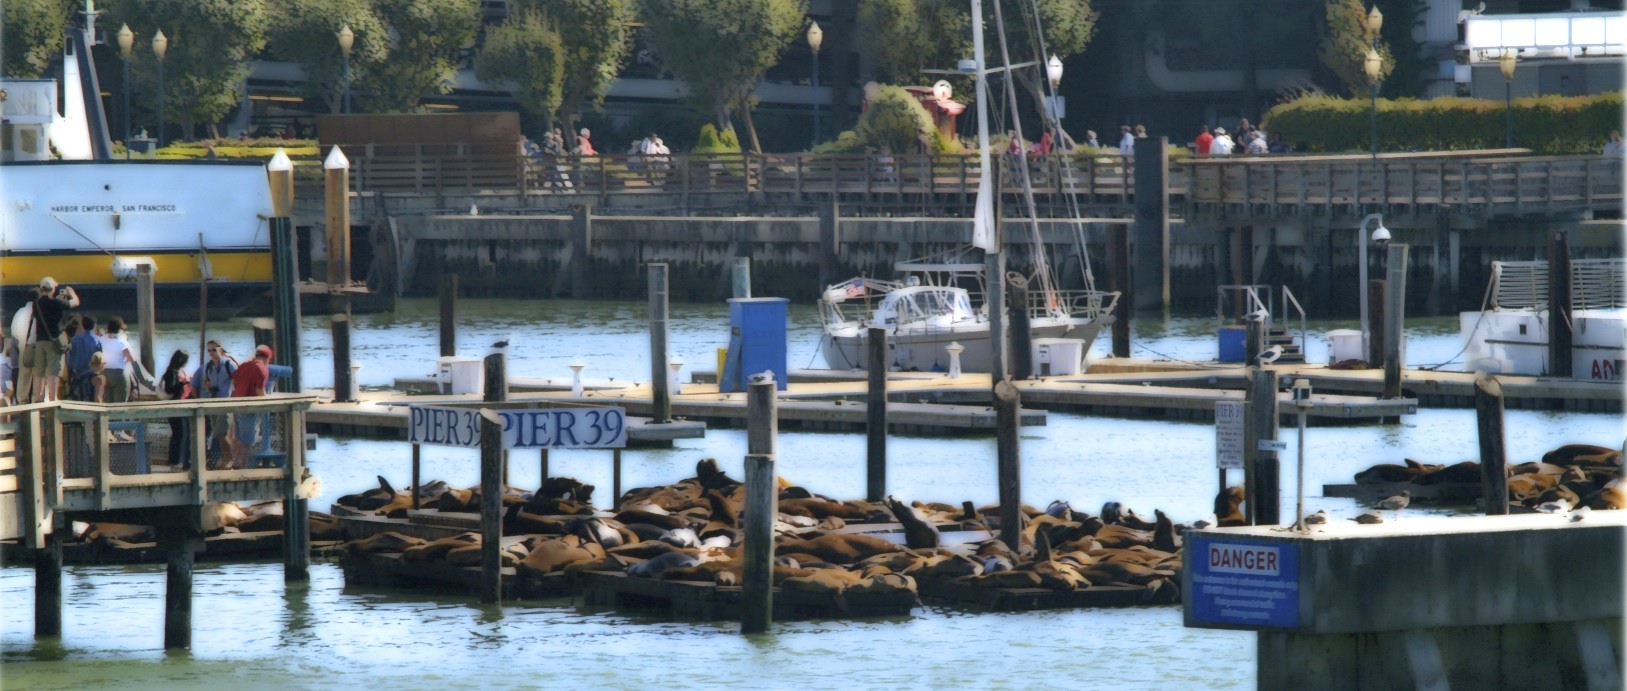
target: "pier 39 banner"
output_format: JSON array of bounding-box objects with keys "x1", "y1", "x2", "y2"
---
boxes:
[{"x1": 408, "y1": 406, "x2": 627, "y2": 449}]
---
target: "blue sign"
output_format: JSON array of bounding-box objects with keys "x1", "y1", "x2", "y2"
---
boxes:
[
  {"x1": 408, "y1": 406, "x2": 627, "y2": 449},
  {"x1": 1188, "y1": 536, "x2": 1301, "y2": 629}
]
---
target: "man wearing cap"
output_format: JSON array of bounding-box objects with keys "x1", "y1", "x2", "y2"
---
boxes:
[
  {"x1": 30, "y1": 277, "x2": 80, "y2": 402},
  {"x1": 226, "y1": 345, "x2": 274, "y2": 468}
]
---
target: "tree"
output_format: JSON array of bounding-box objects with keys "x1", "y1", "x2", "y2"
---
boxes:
[
  {"x1": 636, "y1": 0, "x2": 808, "y2": 154},
  {"x1": 475, "y1": 10, "x2": 566, "y2": 132},
  {"x1": 518, "y1": 0, "x2": 632, "y2": 132},
  {"x1": 856, "y1": 0, "x2": 970, "y2": 86},
  {"x1": 366, "y1": 0, "x2": 480, "y2": 112},
  {"x1": 264, "y1": 0, "x2": 388, "y2": 115},
  {"x1": 103, "y1": 0, "x2": 271, "y2": 139},
  {"x1": 1373, "y1": 0, "x2": 1426, "y2": 98},
  {"x1": 1319, "y1": 0, "x2": 1392, "y2": 98},
  {"x1": 996, "y1": 0, "x2": 1097, "y2": 130},
  {"x1": 2, "y1": 0, "x2": 75, "y2": 79}
]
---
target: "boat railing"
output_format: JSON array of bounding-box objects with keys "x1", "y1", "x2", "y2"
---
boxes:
[{"x1": 1572, "y1": 258, "x2": 1626, "y2": 310}]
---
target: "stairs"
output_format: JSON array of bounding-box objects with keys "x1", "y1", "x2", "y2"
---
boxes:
[{"x1": 1266, "y1": 325, "x2": 1305, "y2": 364}]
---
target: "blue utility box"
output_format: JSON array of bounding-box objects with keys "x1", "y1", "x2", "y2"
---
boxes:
[
  {"x1": 720, "y1": 297, "x2": 789, "y2": 392},
  {"x1": 1218, "y1": 326, "x2": 1247, "y2": 363}
]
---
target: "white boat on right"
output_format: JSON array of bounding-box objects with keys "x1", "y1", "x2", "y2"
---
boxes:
[{"x1": 1460, "y1": 258, "x2": 1624, "y2": 380}]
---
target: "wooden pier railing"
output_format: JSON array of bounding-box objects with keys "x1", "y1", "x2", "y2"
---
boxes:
[{"x1": 295, "y1": 147, "x2": 1622, "y2": 216}]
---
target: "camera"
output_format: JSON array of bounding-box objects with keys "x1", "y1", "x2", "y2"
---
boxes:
[{"x1": 57, "y1": 285, "x2": 69, "y2": 297}]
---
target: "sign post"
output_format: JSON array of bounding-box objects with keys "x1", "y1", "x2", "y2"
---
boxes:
[{"x1": 1216, "y1": 401, "x2": 1244, "y2": 496}]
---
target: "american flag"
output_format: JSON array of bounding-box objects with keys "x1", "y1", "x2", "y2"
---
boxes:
[{"x1": 845, "y1": 279, "x2": 866, "y2": 299}]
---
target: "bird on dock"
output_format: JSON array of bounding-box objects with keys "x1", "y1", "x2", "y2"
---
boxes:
[
  {"x1": 1353, "y1": 512, "x2": 1384, "y2": 524},
  {"x1": 1302, "y1": 510, "x2": 1328, "y2": 526},
  {"x1": 1257, "y1": 345, "x2": 1284, "y2": 365},
  {"x1": 1377, "y1": 490, "x2": 1411, "y2": 520},
  {"x1": 1244, "y1": 308, "x2": 1269, "y2": 323},
  {"x1": 1535, "y1": 500, "x2": 1571, "y2": 515}
]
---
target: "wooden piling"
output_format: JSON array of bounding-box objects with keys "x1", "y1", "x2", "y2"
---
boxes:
[
  {"x1": 612, "y1": 448, "x2": 623, "y2": 510},
  {"x1": 747, "y1": 375, "x2": 777, "y2": 457},
  {"x1": 649, "y1": 263, "x2": 671, "y2": 424},
  {"x1": 1383, "y1": 243, "x2": 1408, "y2": 400},
  {"x1": 270, "y1": 218, "x2": 302, "y2": 391},
  {"x1": 1008, "y1": 278, "x2": 1033, "y2": 379},
  {"x1": 1244, "y1": 367, "x2": 1281, "y2": 525},
  {"x1": 484, "y1": 352, "x2": 508, "y2": 404},
  {"x1": 741, "y1": 453, "x2": 777, "y2": 635},
  {"x1": 866, "y1": 327, "x2": 887, "y2": 502},
  {"x1": 1367, "y1": 280, "x2": 1386, "y2": 369},
  {"x1": 994, "y1": 379, "x2": 1022, "y2": 550},
  {"x1": 331, "y1": 312, "x2": 352, "y2": 402},
  {"x1": 1475, "y1": 373, "x2": 1509, "y2": 516},
  {"x1": 478, "y1": 408, "x2": 504, "y2": 605},
  {"x1": 284, "y1": 409, "x2": 310, "y2": 581},
  {"x1": 158, "y1": 522, "x2": 202, "y2": 650},
  {"x1": 34, "y1": 522, "x2": 62, "y2": 637},
  {"x1": 1548, "y1": 231, "x2": 1572, "y2": 378},
  {"x1": 439, "y1": 274, "x2": 458, "y2": 358},
  {"x1": 1245, "y1": 318, "x2": 1263, "y2": 366},
  {"x1": 1108, "y1": 224, "x2": 1130, "y2": 358},
  {"x1": 324, "y1": 147, "x2": 351, "y2": 291},
  {"x1": 135, "y1": 263, "x2": 157, "y2": 376},
  {"x1": 411, "y1": 443, "x2": 422, "y2": 511}
]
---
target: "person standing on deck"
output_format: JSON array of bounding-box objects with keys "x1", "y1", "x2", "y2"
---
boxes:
[
  {"x1": 96, "y1": 316, "x2": 150, "y2": 405},
  {"x1": 1194, "y1": 125, "x2": 1214, "y2": 156},
  {"x1": 1118, "y1": 125, "x2": 1135, "y2": 156},
  {"x1": 30, "y1": 278, "x2": 79, "y2": 403},
  {"x1": 8, "y1": 292, "x2": 35, "y2": 403},
  {"x1": 227, "y1": 345, "x2": 273, "y2": 469},
  {"x1": 160, "y1": 350, "x2": 194, "y2": 470},
  {"x1": 193, "y1": 340, "x2": 238, "y2": 464},
  {"x1": 66, "y1": 315, "x2": 102, "y2": 401}
]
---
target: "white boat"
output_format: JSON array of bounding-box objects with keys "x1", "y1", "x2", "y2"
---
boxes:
[
  {"x1": 0, "y1": 2, "x2": 275, "y2": 322},
  {"x1": 1460, "y1": 258, "x2": 1625, "y2": 380},
  {"x1": 817, "y1": 0, "x2": 1118, "y2": 373}
]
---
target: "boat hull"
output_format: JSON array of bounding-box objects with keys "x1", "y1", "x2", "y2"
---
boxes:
[{"x1": 821, "y1": 318, "x2": 1107, "y2": 373}]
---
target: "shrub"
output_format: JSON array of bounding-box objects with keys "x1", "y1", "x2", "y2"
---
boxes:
[
  {"x1": 692, "y1": 123, "x2": 742, "y2": 154},
  {"x1": 853, "y1": 84, "x2": 954, "y2": 154},
  {"x1": 1262, "y1": 92, "x2": 1624, "y2": 154}
]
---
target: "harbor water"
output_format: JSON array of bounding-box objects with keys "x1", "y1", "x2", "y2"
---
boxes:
[{"x1": 3, "y1": 298, "x2": 1619, "y2": 689}]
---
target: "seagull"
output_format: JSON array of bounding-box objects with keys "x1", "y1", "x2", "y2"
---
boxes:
[
  {"x1": 1258, "y1": 345, "x2": 1284, "y2": 365},
  {"x1": 1244, "y1": 308, "x2": 1269, "y2": 323},
  {"x1": 1378, "y1": 490, "x2": 1411, "y2": 521},
  {"x1": 491, "y1": 339, "x2": 510, "y2": 349},
  {"x1": 1535, "y1": 500, "x2": 1571, "y2": 514},
  {"x1": 1303, "y1": 510, "x2": 1328, "y2": 525},
  {"x1": 1354, "y1": 512, "x2": 1384, "y2": 524}
]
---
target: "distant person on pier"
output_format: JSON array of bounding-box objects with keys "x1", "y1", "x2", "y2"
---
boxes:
[
  {"x1": 160, "y1": 349, "x2": 195, "y2": 470},
  {"x1": 96, "y1": 316, "x2": 151, "y2": 405},
  {"x1": 1118, "y1": 125, "x2": 1135, "y2": 156},
  {"x1": 1194, "y1": 125, "x2": 1214, "y2": 156},
  {"x1": 1083, "y1": 130, "x2": 1100, "y2": 149},
  {"x1": 574, "y1": 128, "x2": 597, "y2": 157},
  {"x1": 1605, "y1": 130, "x2": 1625, "y2": 156},
  {"x1": 0, "y1": 328, "x2": 14, "y2": 405},
  {"x1": 66, "y1": 315, "x2": 102, "y2": 401},
  {"x1": 193, "y1": 340, "x2": 238, "y2": 463},
  {"x1": 1210, "y1": 127, "x2": 1235, "y2": 156},
  {"x1": 30, "y1": 277, "x2": 78, "y2": 403},
  {"x1": 227, "y1": 345, "x2": 274, "y2": 469},
  {"x1": 1247, "y1": 130, "x2": 1269, "y2": 156},
  {"x1": 87, "y1": 352, "x2": 109, "y2": 403}
]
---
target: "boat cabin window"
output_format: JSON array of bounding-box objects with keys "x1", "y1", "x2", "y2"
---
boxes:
[{"x1": 882, "y1": 288, "x2": 974, "y2": 324}]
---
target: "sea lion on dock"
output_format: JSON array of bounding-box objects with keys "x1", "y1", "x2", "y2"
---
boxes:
[
  {"x1": 519, "y1": 535, "x2": 606, "y2": 576},
  {"x1": 437, "y1": 488, "x2": 474, "y2": 513},
  {"x1": 403, "y1": 532, "x2": 480, "y2": 562},
  {"x1": 775, "y1": 533, "x2": 901, "y2": 564},
  {"x1": 1354, "y1": 459, "x2": 1442, "y2": 484},
  {"x1": 445, "y1": 543, "x2": 521, "y2": 568},
  {"x1": 615, "y1": 507, "x2": 691, "y2": 532},
  {"x1": 884, "y1": 496, "x2": 941, "y2": 549},
  {"x1": 1152, "y1": 510, "x2": 1179, "y2": 553},
  {"x1": 346, "y1": 531, "x2": 427, "y2": 554},
  {"x1": 1094, "y1": 524, "x2": 1153, "y2": 549},
  {"x1": 336, "y1": 476, "x2": 401, "y2": 511},
  {"x1": 695, "y1": 458, "x2": 740, "y2": 492},
  {"x1": 779, "y1": 497, "x2": 872, "y2": 520},
  {"x1": 310, "y1": 512, "x2": 343, "y2": 541},
  {"x1": 1544, "y1": 444, "x2": 1621, "y2": 467},
  {"x1": 965, "y1": 570, "x2": 1042, "y2": 589},
  {"x1": 1412, "y1": 461, "x2": 1482, "y2": 485},
  {"x1": 625, "y1": 550, "x2": 702, "y2": 579},
  {"x1": 536, "y1": 476, "x2": 595, "y2": 503},
  {"x1": 1214, "y1": 486, "x2": 1246, "y2": 527}
]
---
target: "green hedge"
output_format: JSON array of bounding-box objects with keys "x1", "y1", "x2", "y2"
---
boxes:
[{"x1": 1261, "y1": 92, "x2": 1625, "y2": 154}]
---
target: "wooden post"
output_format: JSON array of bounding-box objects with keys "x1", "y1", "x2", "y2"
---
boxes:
[
  {"x1": 612, "y1": 448, "x2": 623, "y2": 510},
  {"x1": 741, "y1": 453, "x2": 777, "y2": 635},
  {"x1": 747, "y1": 375, "x2": 777, "y2": 458},
  {"x1": 1007, "y1": 278, "x2": 1033, "y2": 379},
  {"x1": 866, "y1": 327, "x2": 887, "y2": 502},
  {"x1": 324, "y1": 146, "x2": 352, "y2": 291},
  {"x1": 1245, "y1": 318, "x2": 1263, "y2": 367},
  {"x1": 411, "y1": 443, "x2": 422, "y2": 511},
  {"x1": 988, "y1": 165, "x2": 1008, "y2": 381},
  {"x1": 993, "y1": 379, "x2": 1022, "y2": 550},
  {"x1": 1109, "y1": 224, "x2": 1130, "y2": 358},
  {"x1": 539, "y1": 448, "x2": 549, "y2": 487},
  {"x1": 1548, "y1": 231, "x2": 1572, "y2": 378},
  {"x1": 158, "y1": 520, "x2": 202, "y2": 650},
  {"x1": 331, "y1": 312, "x2": 352, "y2": 402},
  {"x1": 439, "y1": 274, "x2": 458, "y2": 358},
  {"x1": 1244, "y1": 367, "x2": 1281, "y2": 525},
  {"x1": 284, "y1": 409, "x2": 310, "y2": 581},
  {"x1": 270, "y1": 218, "x2": 302, "y2": 392},
  {"x1": 1367, "y1": 279, "x2": 1387, "y2": 368},
  {"x1": 478, "y1": 409, "x2": 504, "y2": 604},
  {"x1": 136, "y1": 263, "x2": 157, "y2": 376},
  {"x1": 649, "y1": 263, "x2": 671, "y2": 424},
  {"x1": 484, "y1": 352, "x2": 508, "y2": 404},
  {"x1": 1475, "y1": 373, "x2": 1509, "y2": 516},
  {"x1": 732, "y1": 257, "x2": 752, "y2": 299},
  {"x1": 1384, "y1": 244, "x2": 1409, "y2": 400},
  {"x1": 34, "y1": 519, "x2": 62, "y2": 637}
]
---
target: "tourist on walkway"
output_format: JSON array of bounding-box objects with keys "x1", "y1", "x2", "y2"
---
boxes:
[
  {"x1": 1195, "y1": 125, "x2": 1214, "y2": 156},
  {"x1": 1083, "y1": 130, "x2": 1100, "y2": 149},
  {"x1": 1247, "y1": 130, "x2": 1270, "y2": 156},
  {"x1": 1118, "y1": 126, "x2": 1135, "y2": 156},
  {"x1": 30, "y1": 278, "x2": 78, "y2": 403},
  {"x1": 8, "y1": 291, "x2": 35, "y2": 404},
  {"x1": 1605, "y1": 130, "x2": 1625, "y2": 156},
  {"x1": 574, "y1": 128, "x2": 597, "y2": 157},
  {"x1": 160, "y1": 349, "x2": 194, "y2": 470},
  {"x1": 1210, "y1": 127, "x2": 1235, "y2": 156},
  {"x1": 66, "y1": 315, "x2": 101, "y2": 401},
  {"x1": 193, "y1": 340, "x2": 237, "y2": 463},
  {"x1": 96, "y1": 316, "x2": 149, "y2": 404},
  {"x1": 228, "y1": 345, "x2": 274, "y2": 469}
]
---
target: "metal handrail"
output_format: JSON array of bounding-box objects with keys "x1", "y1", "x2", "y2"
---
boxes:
[{"x1": 1282, "y1": 286, "x2": 1307, "y2": 359}]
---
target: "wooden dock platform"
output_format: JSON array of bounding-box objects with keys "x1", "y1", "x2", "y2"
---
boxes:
[
  {"x1": 579, "y1": 570, "x2": 920, "y2": 620},
  {"x1": 307, "y1": 394, "x2": 708, "y2": 444},
  {"x1": 0, "y1": 531, "x2": 341, "y2": 565},
  {"x1": 1323, "y1": 481, "x2": 1484, "y2": 504}
]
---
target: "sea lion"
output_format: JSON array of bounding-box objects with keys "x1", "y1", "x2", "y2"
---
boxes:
[
  {"x1": 1412, "y1": 461, "x2": 1481, "y2": 485},
  {"x1": 848, "y1": 572, "x2": 919, "y2": 598},
  {"x1": 1214, "y1": 486, "x2": 1247, "y2": 527},
  {"x1": 1151, "y1": 510, "x2": 1179, "y2": 553},
  {"x1": 309, "y1": 512, "x2": 343, "y2": 541},
  {"x1": 1544, "y1": 444, "x2": 1621, "y2": 467},
  {"x1": 437, "y1": 488, "x2": 475, "y2": 513},
  {"x1": 1100, "y1": 501, "x2": 1125, "y2": 525},
  {"x1": 610, "y1": 539, "x2": 681, "y2": 560},
  {"x1": 965, "y1": 570, "x2": 1042, "y2": 589},
  {"x1": 445, "y1": 543, "x2": 521, "y2": 568},
  {"x1": 924, "y1": 553, "x2": 983, "y2": 579},
  {"x1": 883, "y1": 496, "x2": 941, "y2": 549},
  {"x1": 695, "y1": 458, "x2": 740, "y2": 492},
  {"x1": 779, "y1": 486, "x2": 814, "y2": 500},
  {"x1": 1027, "y1": 559, "x2": 1088, "y2": 591},
  {"x1": 403, "y1": 532, "x2": 480, "y2": 562},
  {"x1": 201, "y1": 502, "x2": 248, "y2": 532},
  {"x1": 536, "y1": 476, "x2": 595, "y2": 503},
  {"x1": 345, "y1": 531, "x2": 426, "y2": 554},
  {"x1": 336, "y1": 475, "x2": 399, "y2": 510},
  {"x1": 658, "y1": 527, "x2": 701, "y2": 548},
  {"x1": 775, "y1": 533, "x2": 902, "y2": 564},
  {"x1": 779, "y1": 497, "x2": 871, "y2": 520},
  {"x1": 237, "y1": 502, "x2": 286, "y2": 533},
  {"x1": 626, "y1": 550, "x2": 702, "y2": 579},
  {"x1": 1045, "y1": 500, "x2": 1073, "y2": 520},
  {"x1": 614, "y1": 508, "x2": 691, "y2": 532},
  {"x1": 567, "y1": 517, "x2": 626, "y2": 549},
  {"x1": 1078, "y1": 559, "x2": 1170, "y2": 587},
  {"x1": 519, "y1": 535, "x2": 606, "y2": 576},
  {"x1": 1094, "y1": 523, "x2": 1153, "y2": 549},
  {"x1": 1353, "y1": 459, "x2": 1442, "y2": 484}
]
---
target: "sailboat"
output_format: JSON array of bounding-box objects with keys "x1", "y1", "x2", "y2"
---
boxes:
[{"x1": 819, "y1": 0, "x2": 1119, "y2": 373}]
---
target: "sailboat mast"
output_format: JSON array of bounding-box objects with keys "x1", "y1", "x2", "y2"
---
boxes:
[{"x1": 972, "y1": 0, "x2": 1008, "y2": 380}]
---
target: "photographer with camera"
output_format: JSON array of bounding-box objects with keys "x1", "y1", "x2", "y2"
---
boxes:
[{"x1": 29, "y1": 277, "x2": 79, "y2": 402}]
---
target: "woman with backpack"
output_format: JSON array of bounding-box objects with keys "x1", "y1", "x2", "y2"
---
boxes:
[{"x1": 160, "y1": 349, "x2": 194, "y2": 470}]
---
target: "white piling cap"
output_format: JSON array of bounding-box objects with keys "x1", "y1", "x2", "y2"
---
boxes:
[
  {"x1": 267, "y1": 148, "x2": 293, "y2": 172},
  {"x1": 323, "y1": 145, "x2": 350, "y2": 170}
]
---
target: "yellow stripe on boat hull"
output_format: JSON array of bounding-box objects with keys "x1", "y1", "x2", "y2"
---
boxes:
[{"x1": 0, "y1": 250, "x2": 272, "y2": 287}]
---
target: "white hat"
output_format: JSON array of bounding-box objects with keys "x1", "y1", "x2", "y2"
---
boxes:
[
  {"x1": 39, "y1": 277, "x2": 57, "y2": 291},
  {"x1": 1214, "y1": 127, "x2": 1226, "y2": 135},
  {"x1": 579, "y1": 128, "x2": 591, "y2": 137}
]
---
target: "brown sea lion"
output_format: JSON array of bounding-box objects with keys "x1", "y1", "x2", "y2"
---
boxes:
[
  {"x1": 1094, "y1": 523, "x2": 1153, "y2": 549},
  {"x1": 1152, "y1": 510, "x2": 1179, "y2": 553},
  {"x1": 884, "y1": 496, "x2": 941, "y2": 549},
  {"x1": 1544, "y1": 444, "x2": 1621, "y2": 467},
  {"x1": 848, "y1": 572, "x2": 919, "y2": 598},
  {"x1": 309, "y1": 512, "x2": 343, "y2": 541},
  {"x1": 445, "y1": 543, "x2": 521, "y2": 568},
  {"x1": 403, "y1": 532, "x2": 481, "y2": 562},
  {"x1": 775, "y1": 533, "x2": 902, "y2": 564},
  {"x1": 518, "y1": 535, "x2": 606, "y2": 576},
  {"x1": 923, "y1": 553, "x2": 983, "y2": 579},
  {"x1": 437, "y1": 488, "x2": 475, "y2": 513},
  {"x1": 1078, "y1": 559, "x2": 1171, "y2": 587},
  {"x1": 536, "y1": 476, "x2": 595, "y2": 503},
  {"x1": 625, "y1": 550, "x2": 702, "y2": 579},
  {"x1": 336, "y1": 475, "x2": 399, "y2": 510},
  {"x1": 346, "y1": 531, "x2": 427, "y2": 554},
  {"x1": 1215, "y1": 486, "x2": 1247, "y2": 527},
  {"x1": 610, "y1": 539, "x2": 681, "y2": 561},
  {"x1": 1353, "y1": 459, "x2": 1442, "y2": 484},
  {"x1": 615, "y1": 508, "x2": 691, "y2": 532},
  {"x1": 779, "y1": 497, "x2": 872, "y2": 520},
  {"x1": 1412, "y1": 461, "x2": 1481, "y2": 485},
  {"x1": 695, "y1": 458, "x2": 740, "y2": 492},
  {"x1": 965, "y1": 570, "x2": 1042, "y2": 589}
]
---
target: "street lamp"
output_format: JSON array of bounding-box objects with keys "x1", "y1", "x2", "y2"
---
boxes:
[
  {"x1": 1365, "y1": 6, "x2": 1383, "y2": 159},
  {"x1": 152, "y1": 29, "x2": 168, "y2": 148},
  {"x1": 1357, "y1": 213, "x2": 1390, "y2": 360},
  {"x1": 338, "y1": 24, "x2": 355, "y2": 115},
  {"x1": 807, "y1": 21, "x2": 823, "y2": 146},
  {"x1": 1045, "y1": 55, "x2": 1064, "y2": 130},
  {"x1": 116, "y1": 23, "x2": 133, "y2": 158},
  {"x1": 1499, "y1": 51, "x2": 1517, "y2": 149}
]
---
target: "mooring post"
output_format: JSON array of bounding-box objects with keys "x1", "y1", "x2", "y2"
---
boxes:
[
  {"x1": 994, "y1": 379, "x2": 1022, "y2": 550},
  {"x1": 1474, "y1": 372, "x2": 1509, "y2": 515},
  {"x1": 988, "y1": 165, "x2": 1008, "y2": 381},
  {"x1": 1383, "y1": 243, "x2": 1409, "y2": 400},
  {"x1": 1243, "y1": 366, "x2": 1281, "y2": 525},
  {"x1": 866, "y1": 327, "x2": 887, "y2": 502},
  {"x1": 270, "y1": 217, "x2": 302, "y2": 391},
  {"x1": 478, "y1": 408, "x2": 504, "y2": 605},
  {"x1": 1367, "y1": 279, "x2": 1386, "y2": 369},
  {"x1": 649, "y1": 263, "x2": 671, "y2": 424},
  {"x1": 411, "y1": 443, "x2": 422, "y2": 511},
  {"x1": 136, "y1": 262, "x2": 157, "y2": 376},
  {"x1": 539, "y1": 448, "x2": 549, "y2": 487},
  {"x1": 742, "y1": 375, "x2": 778, "y2": 635},
  {"x1": 1108, "y1": 224, "x2": 1131, "y2": 358},
  {"x1": 332, "y1": 312, "x2": 352, "y2": 402},
  {"x1": 34, "y1": 517, "x2": 62, "y2": 638},
  {"x1": 1548, "y1": 231, "x2": 1572, "y2": 378},
  {"x1": 732, "y1": 257, "x2": 753, "y2": 299},
  {"x1": 1245, "y1": 317, "x2": 1263, "y2": 367},
  {"x1": 612, "y1": 448, "x2": 623, "y2": 510},
  {"x1": 1007, "y1": 278, "x2": 1033, "y2": 379},
  {"x1": 284, "y1": 410, "x2": 310, "y2": 582},
  {"x1": 485, "y1": 353, "x2": 508, "y2": 486},
  {"x1": 439, "y1": 274, "x2": 458, "y2": 358},
  {"x1": 158, "y1": 517, "x2": 203, "y2": 650}
]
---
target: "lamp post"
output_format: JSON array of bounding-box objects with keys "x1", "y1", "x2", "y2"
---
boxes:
[
  {"x1": 1365, "y1": 6, "x2": 1383, "y2": 158},
  {"x1": 116, "y1": 23, "x2": 132, "y2": 158},
  {"x1": 807, "y1": 21, "x2": 823, "y2": 147},
  {"x1": 1045, "y1": 54, "x2": 1063, "y2": 131},
  {"x1": 152, "y1": 30, "x2": 167, "y2": 148},
  {"x1": 1499, "y1": 51, "x2": 1517, "y2": 148},
  {"x1": 338, "y1": 24, "x2": 355, "y2": 115},
  {"x1": 1357, "y1": 213, "x2": 1390, "y2": 360}
]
